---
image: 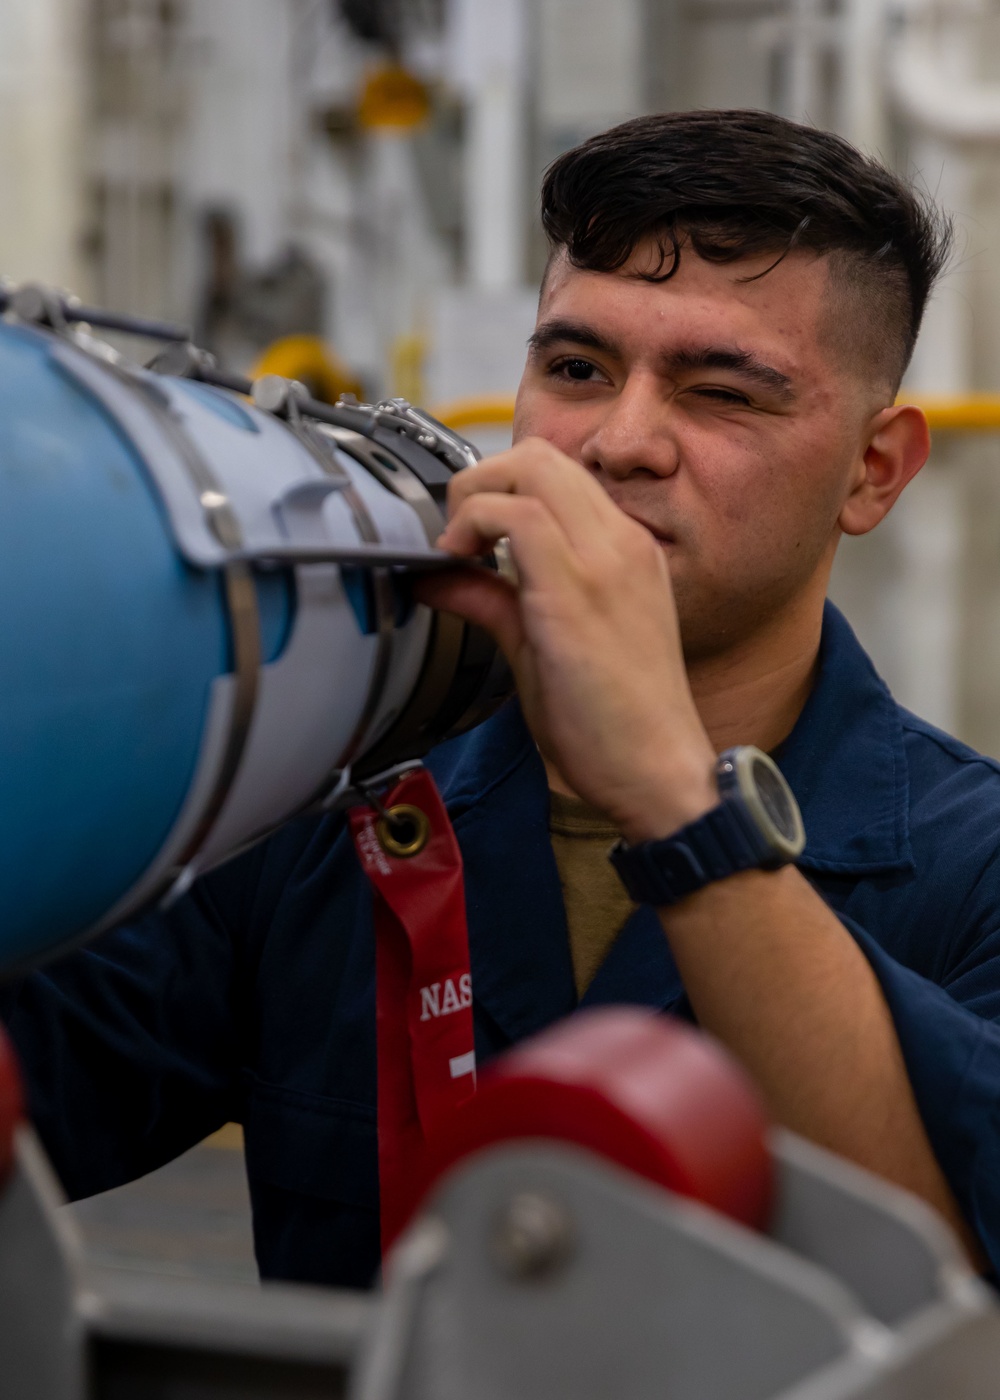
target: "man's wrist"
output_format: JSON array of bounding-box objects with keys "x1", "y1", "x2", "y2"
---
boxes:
[
  {"x1": 611, "y1": 746, "x2": 806, "y2": 908},
  {"x1": 615, "y1": 758, "x2": 719, "y2": 845}
]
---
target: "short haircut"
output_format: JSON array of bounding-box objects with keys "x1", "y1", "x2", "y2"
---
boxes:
[{"x1": 540, "y1": 110, "x2": 953, "y2": 392}]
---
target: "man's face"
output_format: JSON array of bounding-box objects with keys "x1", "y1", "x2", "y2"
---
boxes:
[{"x1": 513, "y1": 242, "x2": 885, "y2": 658}]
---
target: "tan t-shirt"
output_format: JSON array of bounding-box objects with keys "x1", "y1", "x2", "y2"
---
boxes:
[{"x1": 548, "y1": 791, "x2": 636, "y2": 998}]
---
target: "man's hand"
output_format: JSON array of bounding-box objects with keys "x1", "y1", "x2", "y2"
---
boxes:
[{"x1": 416, "y1": 438, "x2": 717, "y2": 840}]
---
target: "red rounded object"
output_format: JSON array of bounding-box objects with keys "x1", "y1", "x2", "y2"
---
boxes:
[
  {"x1": 396, "y1": 1008, "x2": 772, "y2": 1249},
  {"x1": 0, "y1": 1025, "x2": 24, "y2": 1189}
]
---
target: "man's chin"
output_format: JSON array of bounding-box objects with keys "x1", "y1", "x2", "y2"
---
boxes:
[{"x1": 670, "y1": 579, "x2": 743, "y2": 664}]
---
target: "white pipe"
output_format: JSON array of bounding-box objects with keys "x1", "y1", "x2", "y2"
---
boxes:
[
  {"x1": 839, "y1": 0, "x2": 888, "y2": 152},
  {"x1": 0, "y1": 0, "x2": 88, "y2": 291},
  {"x1": 888, "y1": 4, "x2": 978, "y2": 395},
  {"x1": 787, "y1": 0, "x2": 824, "y2": 124},
  {"x1": 903, "y1": 134, "x2": 973, "y2": 396},
  {"x1": 447, "y1": 0, "x2": 528, "y2": 290}
]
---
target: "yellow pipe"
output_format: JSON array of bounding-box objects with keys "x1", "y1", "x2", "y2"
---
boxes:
[{"x1": 904, "y1": 396, "x2": 1000, "y2": 432}]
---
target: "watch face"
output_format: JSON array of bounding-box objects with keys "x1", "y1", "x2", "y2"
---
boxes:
[
  {"x1": 751, "y1": 753, "x2": 799, "y2": 842},
  {"x1": 721, "y1": 745, "x2": 805, "y2": 861}
]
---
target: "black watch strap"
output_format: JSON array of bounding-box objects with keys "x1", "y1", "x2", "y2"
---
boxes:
[{"x1": 609, "y1": 797, "x2": 776, "y2": 907}]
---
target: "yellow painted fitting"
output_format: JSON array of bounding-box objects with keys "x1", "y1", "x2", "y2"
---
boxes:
[
  {"x1": 431, "y1": 396, "x2": 518, "y2": 431},
  {"x1": 358, "y1": 64, "x2": 431, "y2": 131},
  {"x1": 250, "y1": 335, "x2": 363, "y2": 406},
  {"x1": 902, "y1": 396, "x2": 1000, "y2": 432},
  {"x1": 390, "y1": 332, "x2": 427, "y2": 405}
]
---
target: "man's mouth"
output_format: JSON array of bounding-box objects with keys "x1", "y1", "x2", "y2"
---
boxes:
[{"x1": 625, "y1": 512, "x2": 677, "y2": 546}]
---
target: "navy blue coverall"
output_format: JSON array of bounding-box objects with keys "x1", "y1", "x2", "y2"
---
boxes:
[{"x1": 7, "y1": 603, "x2": 1000, "y2": 1287}]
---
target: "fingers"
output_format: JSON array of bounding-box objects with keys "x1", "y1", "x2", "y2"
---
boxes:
[
  {"x1": 437, "y1": 491, "x2": 578, "y2": 590},
  {"x1": 413, "y1": 568, "x2": 523, "y2": 661},
  {"x1": 447, "y1": 438, "x2": 634, "y2": 556}
]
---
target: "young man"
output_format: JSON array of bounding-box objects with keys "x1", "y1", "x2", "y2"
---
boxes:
[{"x1": 7, "y1": 110, "x2": 1000, "y2": 1285}]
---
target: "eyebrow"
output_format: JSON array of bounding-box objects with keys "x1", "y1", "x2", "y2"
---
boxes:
[
  {"x1": 527, "y1": 319, "x2": 619, "y2": 358},
  {"x1": 528, "y1": 319, "x2": 796, "y2": 402},
  {"x1": 665, "y1": 345, "x2": 796, "y2": 402}
]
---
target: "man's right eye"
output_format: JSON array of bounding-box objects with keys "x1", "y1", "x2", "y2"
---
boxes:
[{"x1": 550, "y1": 357, "x2": 600, "y2": 381}]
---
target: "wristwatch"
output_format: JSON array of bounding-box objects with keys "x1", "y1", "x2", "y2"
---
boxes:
[{"x1": 608, "y1": 746, "x2": 805, "y2": 907}]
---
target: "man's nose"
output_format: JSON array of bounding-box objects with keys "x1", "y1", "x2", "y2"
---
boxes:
[{"x1": 580, "y1": 376, "x2": 680, "y2": 482}]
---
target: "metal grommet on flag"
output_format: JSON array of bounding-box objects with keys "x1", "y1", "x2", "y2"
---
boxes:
[
  {"x1": 376, "y1": 804, "x2": 431, "y2": 858},
  {"x1": 348, "y1": 765, "x2": 477, "y2": 1254}
]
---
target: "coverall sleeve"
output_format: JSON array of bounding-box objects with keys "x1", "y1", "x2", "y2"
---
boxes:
[
  {"x1": 0, "y1": 845, "x2": 268, "y2": 1200},
  {"x1": 848, "y1": 913, "x2": 1000, "y2": 1273}
]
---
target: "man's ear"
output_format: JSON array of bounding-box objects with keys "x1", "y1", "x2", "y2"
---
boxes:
[{"x1": 839, "y1": 404, "x2": 931, "y2": 538}]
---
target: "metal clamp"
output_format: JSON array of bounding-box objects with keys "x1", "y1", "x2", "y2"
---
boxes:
[
  {"x1": 103, "y1": 365, "x2": 262, "y2": 896},
  {"x1": 322, "y1": 760, "x2": 425, "y2": 813},
  {"x1": 370, "y1": 397, "x2": 481, "y2": 473}
]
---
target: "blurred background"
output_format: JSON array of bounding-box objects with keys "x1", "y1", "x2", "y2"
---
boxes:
[{"x1": 5, "y1": 0, "x2": 1000, "y2": 756}]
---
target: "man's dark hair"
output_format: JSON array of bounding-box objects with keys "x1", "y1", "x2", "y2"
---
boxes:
[{"x1": 541, "y1": 110, "x2": 953, "y2": 392}]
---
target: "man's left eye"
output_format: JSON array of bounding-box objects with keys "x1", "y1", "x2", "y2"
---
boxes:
[{"x1": 692, "y1": 387, "x2": 751, "y2": 405}]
